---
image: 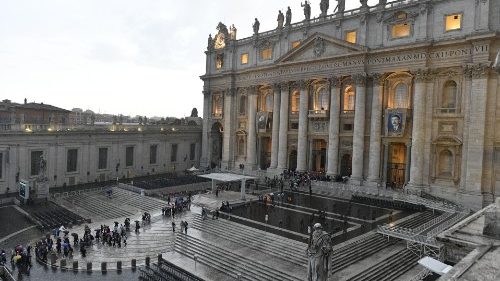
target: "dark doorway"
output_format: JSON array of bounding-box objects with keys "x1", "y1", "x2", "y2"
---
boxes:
[
  {"x1": 340, "y1": 154, "x2": 352, "y2": 177},
  {"x1": 210, "y1": 122, "x2": 223, "y2": 169},
  {"x1": 259, "y1": 137, "x2": 271, "y2": 170},
  {"x1": 386, "y1": 143, "x2": 407, "y2": 189},
  {"x1": 288, "y1": 150, "x2": 297, "y2": 171},
  {"x1": 312, "y1": 139, "x2": 327, "y2": 172}
]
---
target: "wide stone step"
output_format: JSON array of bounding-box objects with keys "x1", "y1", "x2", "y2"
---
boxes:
[
  {"x1": 175, "y1": 234, "x2": 301, "y2": 281},
  {"x1": 190, "y1": 217, "x2": 306, "y2": 266},
  {"x1": 345, "y1": 249, "x2": 418, "y2": 281},
  {"x1": 66, "y1": 195, "x2": 135, "y2": 218},
  {"x1": 192, "y1": 214, "x2": 306, "y2": 251}
]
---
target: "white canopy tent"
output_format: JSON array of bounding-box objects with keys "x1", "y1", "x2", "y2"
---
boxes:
[{"x1": 198, "y1": 173, "x2": 255, "y2": 200}]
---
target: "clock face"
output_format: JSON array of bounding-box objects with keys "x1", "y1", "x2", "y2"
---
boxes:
[{"x1": 214, "y1": 33, "x2": 225, "y2": 49}]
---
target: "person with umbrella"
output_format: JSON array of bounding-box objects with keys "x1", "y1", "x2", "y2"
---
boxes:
[
  {"x1": 71, "y1": 233, "x2": 78, "y2": 246},
  {"x1": 135, "y1": 220, "x2": 140, "y2": 233}
]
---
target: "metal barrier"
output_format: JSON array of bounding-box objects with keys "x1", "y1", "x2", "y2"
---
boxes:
[{"x1": 139, "y1": 258, "x2": 206, "y2": 281}]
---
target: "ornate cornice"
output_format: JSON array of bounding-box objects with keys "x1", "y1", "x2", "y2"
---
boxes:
[
  {"x1": 370, "y1": 73, "x2": 384, "y2": 86},
  {"x1": 352, "y1": 73, "x2": 367, "y2": 86}
]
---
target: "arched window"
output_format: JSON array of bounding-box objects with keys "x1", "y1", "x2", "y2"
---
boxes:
[
  {"x1": 239, "y1": 95, "x2": 247, "y2": 116},
  {"x1": 212, "y1": 94, "x2": 223, "y2": 116},
  {"x1": 315, "y1": 87, "x2": 329, "y2": 110},
  {"x1": 265, "y1": 93, "x2": 273, "y2": 112},
  {"x1": 238, "y1": 137, "x2": 246, "y2": 156},
  {"x1": 343, "y1": 86, "x2": 355, "y2": 113},
  {"x1": 442, "y1": 80, "x2": 457, "y2": 109},
  {"x1": 393, "y1": 83, "x2": 409, "y2": 108},
  {"x1": 438, "y1": 150, "x2": 453, "y2": 177},
  {"x1": 291, "y1": 91, "x2": 300, "y2": 113}
]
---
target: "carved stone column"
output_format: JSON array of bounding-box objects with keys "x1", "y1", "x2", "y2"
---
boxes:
[
  {"x1": 277, "y1": 83, "x2": 290, "y2": 170},
  {"x1": 222, "y1": 89, "x2": 234, "y2": 170},
  {"x1": 464, "y1": 64, "x2": 489, "y2": 193},
  {"x1": 270, "y1": 84, "x2": 281, "y2": 169},
  {"x1": 246, "y1": 87, "x2": 258, "y2": 171},
  {"x1": 327, "y1": 77, "x2": 341, "y2": 176},
  {"x1": 351, "y1": 74, "x2": 367, "y2": 184},
  {"x1": 200, "y1": 90, "x2": 210, "y2": 168},
  {"x1": 408, "y1": 69, "x2": 428, "y2": 188},
  {"x1": 297, "y1": 80, "x2": 309, "y2": 172},
  {"x1": 367, "y1": 73, "x2": 384, "y2": 185}
]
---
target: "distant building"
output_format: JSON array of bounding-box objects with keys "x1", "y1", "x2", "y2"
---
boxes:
[{"x1": 0, "y1": 99, "x2": 70, "y2": 131}]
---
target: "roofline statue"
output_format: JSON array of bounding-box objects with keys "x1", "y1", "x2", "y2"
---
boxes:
[
  {"x1": 334, "y1": 0, "x2": 345, "y2": 14},
  {"x1": 301, "y1": 1, "x2": 311, "y2": 21}
]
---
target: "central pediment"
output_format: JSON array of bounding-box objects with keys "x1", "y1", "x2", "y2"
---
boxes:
[{"x1": 276, "y1": 32, "x2": 367, "y2": 64}]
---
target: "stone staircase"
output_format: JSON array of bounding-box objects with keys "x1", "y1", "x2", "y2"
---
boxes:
[
  {"x1": 331, "y1": 233, "x2": 397, "y2": 274},
  {"x1": 345, "y1": 248, "x2": 419, "y2": 281},
  {"x1": 389, "y1": 210, "x2": 441, "y2": 231},
  {"x1": 61, "y1": 187, "x2": 167, "y2": 220},
  {"x1": 174, "y1": 234, "x2": 302, "y2": 281},
  {"x1": 189, "y1": 214, "x2": 307, "y2": 267}
]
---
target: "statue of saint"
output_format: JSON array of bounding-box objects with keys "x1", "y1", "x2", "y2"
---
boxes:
[
  {"x1": 253, "y1": 18, "x2": 260, "y2": 35},
  {"x1": 334, "y1": 0, "x2": 345, "y2": 13},
  {"x1": 306, "y1": 223, "x2": 332, "y2": 281},
  {"x1": 230, "y1": 24, "x2": 237, "y2": 40},
  {"x1": 285, "y1": 7, "x2": 292, "y2": 26},
  {"x1": 38, "y1": 155, "x2": 47, "y2": 181},
  {"x1": 493, "y1": 49, "x2": 500, "y2": 73},
  {"x1": 190, "y1": 108, "x2": 198, "y2": 118},
  {"x1": 379, "y1": 0, "x2": 387, "y2": 6},
  {"x1": 207, "y1": 34, "x2": 213, "y2": 50},
  {"x1": 360, "y1": 0, "x2": 368, "y2": 8},
  {"x1": 301, "y1": 1, "x2": 311, "y2": 21},
  {"x1": 320, "y1": 0, "x2": 329, "y2": 17},
  {"x1": 277, "y1": 10, "x2": 284, "y2": 29}
]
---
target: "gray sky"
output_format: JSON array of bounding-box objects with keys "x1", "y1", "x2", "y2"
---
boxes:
[{"x1": 0, "y1": 0, "x2": 377, "y2": 118}]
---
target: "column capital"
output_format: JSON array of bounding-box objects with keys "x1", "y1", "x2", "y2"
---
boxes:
[
  {"x1": 469, "y1": 64, "x2": 490, "y2": 79},
  {"x1": 413, "y1": 69, "x2": 431, "y2": 82},
  {"x1": 272, "y1": 83, "x2": 281, "y2": 92},
  {"x1": 370, "y1": 73, "x2": 385, "y2": 86},
  {"x1": 279, "y1": 81, "x2": 290, "y2": 91},
  {"x1": 247, "y1": 85, "x2": 259, "y2": 95},
  {"x1": 329, "y1": 76, "x2": 341, "y2": 88},
  {"x1": 294, "y1": 80, "x2": 309, "y2": 89},
  {"x1": 225, "y1": 88, "x2": 236, "y2": 97},
  {"x1": 352, "y1": 73, "x2": 367, "y2": 86},
  {"x1": 202, "y1": 90, "x2": 211, "y2": 97}
]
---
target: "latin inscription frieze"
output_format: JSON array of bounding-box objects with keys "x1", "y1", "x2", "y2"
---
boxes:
[{"x1": 232, "y1": 44, "x2": 489, "y2": 83}]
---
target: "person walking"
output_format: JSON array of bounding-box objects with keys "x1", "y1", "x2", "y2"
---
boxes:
[
  {"x1": 171, "y1": 221, "x2": 176, "y2": 232},
  {"x1": 184, "y1": 221, "x2": 188, "y2": 234}
]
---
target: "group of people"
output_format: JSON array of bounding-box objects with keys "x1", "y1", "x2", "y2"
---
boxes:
[
  {"x1": 171, "y1": 220, "x2": 189, "y2": 234},
  {"x1": 2, "y1": 245, "x2": 32, "y2": 273}
]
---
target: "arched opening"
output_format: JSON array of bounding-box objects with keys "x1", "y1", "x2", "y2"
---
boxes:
[
  {"x1": 438, "y1": 149, "x2": 453, "y2": 178},
  {"x1": 212, "y1": 94, "x2": 223, "y2": 117},
  {"x1": 210, "y1": 122, "x2": 223, "y2": 169},
  {"x1": 389, "y1": 82, "x2": 409, "y2": 109},
  {"x1": 340, "y1": 154, "x2": 352, "y2": 177},
  {"x1": 342, "y1": 86, "x2": 355, "y2": 113},
  {"x1": 237, "y1": 137, "x2": 246, "y2": 156},
  {"x1": 288, "y1": 150, "x2": 297, "y2": 171},
  {"x1": 291, "y1": 91, "x2": 300, "y2": 113},
  {"x1": 314, "y1": 87, "x2": 329, "y2": 111},
  {"x1": 265, "y1": 93, "x2": 273, "y2": 112},
  {"x1": 259, "y1": 137, "x2": 271, "y2": 170},
  {"x1": 239, "y1": 95, "x2": 247, "y2": 116},
  {"x1": 442, "y1": 80, "x2": 457, "y2": 111}
]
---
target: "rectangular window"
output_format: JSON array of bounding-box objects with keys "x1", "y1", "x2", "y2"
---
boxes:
[
  {"x1": 171, "y1": 144, "x2": 178, "y2": 162},
  {"x1": 391, "y1": 23, "x2": 411, "y2": 39},
  {"x1": 292, "y1": 41, "x2": 301, "y2": 49},
  {"x1": 260, "y1": 47, "x2": 272, "y2": 60},
  {"x1": 345, "y1": 31, "x2": 357, "y2": 44},
  {"x1": 190, "y1": 143, "x2": 196, "y2": 161},
  {"x1": 240, "y1": 53, "x2": 248, "y2": 64},
  {"x1": 445, "y1": 14, "x2": 462, "y2": 31},
  {"x1": 67, "y1": 149, "x2": 78, "y2": 173},
  {"x1": 126, "y1": 146, "x2": 134, "y2": 167},
  {"x1": 150, "y1": 144, "x2": 158, "y2": 164},
  {"x1": 98, "y1": 148, "x2": 108, "y2": 170},
  {"x1": 31, "y1": 151, "x2": 43, "y2": 176}
]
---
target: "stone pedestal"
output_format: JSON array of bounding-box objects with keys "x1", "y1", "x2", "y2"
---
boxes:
[{"x1": 483, "y1": 199, "x2": 500, "y2": 238}]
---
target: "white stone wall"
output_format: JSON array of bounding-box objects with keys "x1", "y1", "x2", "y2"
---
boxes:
[{"x1": 0, "y1": 128, "x2": 201, "y2": 193}]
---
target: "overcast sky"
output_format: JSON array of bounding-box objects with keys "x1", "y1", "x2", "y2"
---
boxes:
[{"x1": 0, "y1": 0, "x2": 378, "y2": 118}]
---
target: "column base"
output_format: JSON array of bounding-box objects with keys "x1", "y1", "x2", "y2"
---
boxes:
[
  {"x1": 245, "y1": 164, "x2": 257, "y2": 172},
  {"x1": 349, "y1": 177, "x2": 364, "y2": 186},
  {"x1": 364, "y1": 178, "x2": 381, "y2": 188}
]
